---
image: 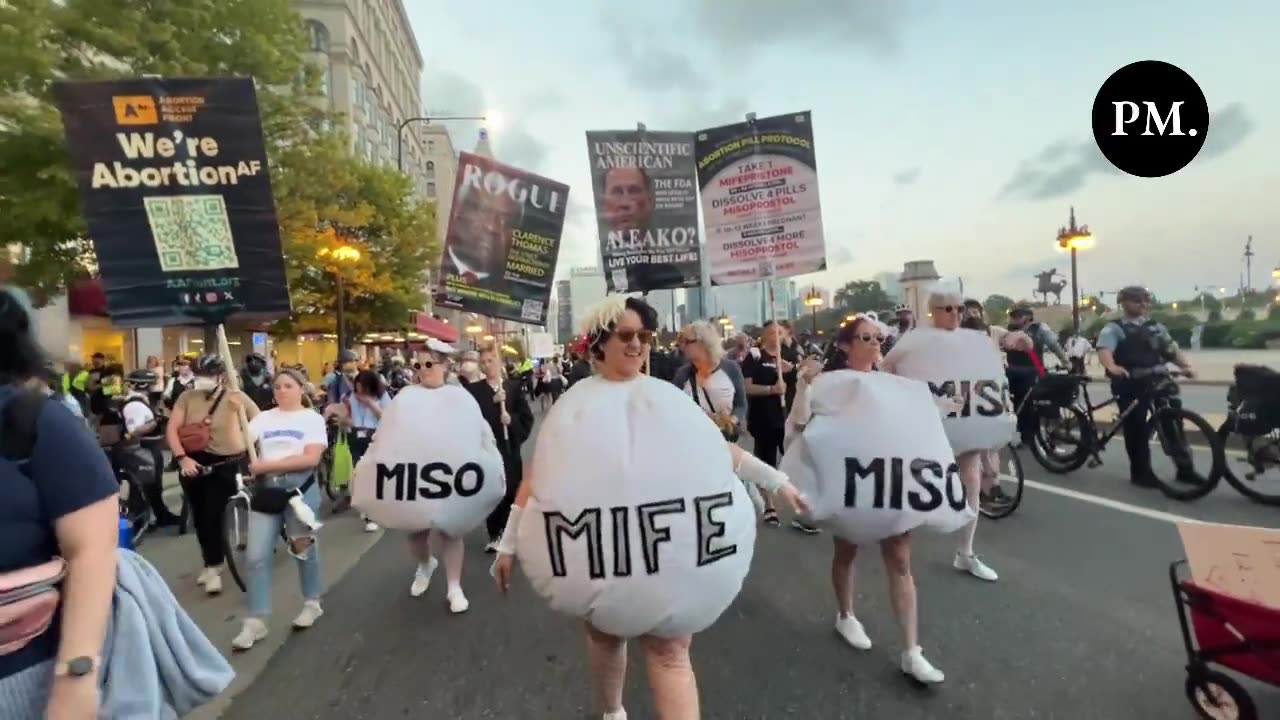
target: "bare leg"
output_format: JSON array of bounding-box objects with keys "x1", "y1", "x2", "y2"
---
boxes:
[
  {"x1": 585, "y1": 623, "x2": 627, "y2": 715},
  {"x1": 880, "y1": 534, "x2": 918, "y2": 649},
  {"x1": 956, "y1": 451, "x2": 982, "y2": 556},
  {"x1": 408, "y1": 529, "x2": 432, "y2": 563},
  {"x1": 638, "y1": 634, "x2": 698, "y2": 720},
  {"x1": 431, "y1": 531, "x2": 465, "y2": 591},
  {"x1": 831, "y1": 537, "x2": 859, "y2": 615}
]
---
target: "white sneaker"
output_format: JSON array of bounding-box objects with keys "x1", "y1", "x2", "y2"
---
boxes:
[
  {"x1": 953, "y1": 552, "x2": 999, "y2": 582},
  {"x1": 484, "y1": 539, "x2": 499, "y2": 554},
  {"x1": 447, "y1": 588, "x2": 469, "y2": 614},
  {"x1": 204, "y1": 571, "x2": 223, "y2": 595},
  {"x1": 363, "y1": 520, "x2": 379, "y2": 533},
  {"x1": 834, "y1": 613, "x2": 872, "y2": 650},
  {"x1": 602, "y1": 709, "x2": 628, "y2": 720},
  {"x1": 900, "y1": 646, "x2": 944, "y2": 684},
  {"x1": 292, "y1": 600, "x2": 323, "y2": 629},
  {"x1": 231, "y1": 618, "x2": 268, "y2": 651},
  {"x1": 410, "y1": 558, "x2": 438, "y2": 597},
  {"x1": 196, "y1": 567, "x2": 214, "y2": 587}
]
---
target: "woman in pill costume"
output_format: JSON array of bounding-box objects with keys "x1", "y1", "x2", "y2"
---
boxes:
[{"x1": 490, "y1": 295, "x2": 807, "y2": 720}]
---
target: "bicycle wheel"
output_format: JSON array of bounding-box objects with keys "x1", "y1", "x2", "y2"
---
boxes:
[
  {"x1": 1030, "y1": 404, "x2": 1090, "y2": 473},
  {"x1": 980, "y1": 443, "x2": 1025, "y2": 520},
  {"x1": 1150, "y1": 407, "x2": 1224, "y2": 502},
  {"x1": 318, "y1": 448, "x2": 340, "y2": 503},
  {"x1": 221, "y1": 496, "x2": 250, "y2": 593},
  {"x1": 1221, "y1": 430, "x2": 1280, "y2": 506}
]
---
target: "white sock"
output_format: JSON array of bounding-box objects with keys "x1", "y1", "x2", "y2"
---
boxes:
[{"x1": 447, "y1": 581, "x2": 462, "y2": 596}]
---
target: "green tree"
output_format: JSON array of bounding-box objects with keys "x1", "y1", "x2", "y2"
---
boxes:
[
  {"x1": 0, "y1": 0, "x2": 324, "y2": 299},
  {"x1": 983, "y1": 294, "x2": 1015, "y2": 322},
  {"x1": 270, "y1": 133, "x2": 438, "y2": 338},
  {"x1": 833, "y1": 280, "x2": 892, "y2": 312}
]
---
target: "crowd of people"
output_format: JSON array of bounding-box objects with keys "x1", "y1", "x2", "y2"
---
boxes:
[{"x1": 0, "y1": 277, "x2": 1202, "y2": 718}]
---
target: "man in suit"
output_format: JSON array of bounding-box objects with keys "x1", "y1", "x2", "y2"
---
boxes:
[
  {"x1": 440, "y1": 179, "x2": 521, "y2": 297},
  {"x1": 465, "y1": 345, "x2": 534, "y2": 552}
]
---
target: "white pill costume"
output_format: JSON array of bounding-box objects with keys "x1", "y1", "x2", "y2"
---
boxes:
[
  {"x1": 880, "y1": 327, "x2": 1016, "y2": 454},
  {"x1": 515, "y1": 374, "x2": 757, "y2": 638},
  {"x1": 351, "y1": 382, "x2": 506, "y2": 537},
  {"x1": 780, "y1": 370, "x2": 977, "y2": 544}
]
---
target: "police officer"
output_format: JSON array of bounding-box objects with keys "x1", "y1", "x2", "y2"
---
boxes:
[{"x1": 1096, "y1": 286, "x2": 1196, "y2": 487}]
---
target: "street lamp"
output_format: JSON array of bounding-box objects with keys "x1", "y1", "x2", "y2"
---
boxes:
[
  {"x1": 804, "y1": 286, "x2": 824, "y2": 334},
  {"x1": 1055, "y1": 206, "x2": 1094, "y2": 335},
  {"x1": 317, "y1": 244, "x2": 362, "y2": 351},
  {"x1": 397, "y1": 114, "x2": 488, "y2": 174}
]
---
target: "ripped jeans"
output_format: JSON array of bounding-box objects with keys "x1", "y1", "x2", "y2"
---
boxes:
[{"x1": 245, "y1": 478, "x2": 322, "y2": 617}]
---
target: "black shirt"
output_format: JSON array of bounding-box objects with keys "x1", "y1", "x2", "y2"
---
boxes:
[{"x1": 742, "y1": 348, "x2": 788, "y2": 432}]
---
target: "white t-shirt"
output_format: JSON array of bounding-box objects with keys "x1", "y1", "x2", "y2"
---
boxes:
[
  {"x1": 683, "y1": 368, "x2": 735, "y2": 416},
  {"x1": 121, "y1": 393, "x2": 156, "y2": 434},
  {"x1": 248, "y1": 408, "x2": 328, "y2": 463},
  {"x1": 1066, "y1": 336, "x2": 1091, "y2": 359}
]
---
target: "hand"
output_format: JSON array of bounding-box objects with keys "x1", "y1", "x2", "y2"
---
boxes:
[
  {"x1": 227, "y1": 393, "x2": 243, "y2": 411},
  {"x1": 491, "y1": 553, "x2": 516, "y2": 594},
  {"x1": 494, "y1": 389, "x2": 506, "y2": 404},
  {"x1": 1180, "y1": 366, "x2": 1196, "y2": 379},
  {"x1": 776, "y1": 481, "x2": 811, "y2": 516},
  {"x1": 178, "y1": 456, "x2": 201, "y2": 477},
  {"x1": 46, "y1": 675, "x2": 99, "y2": 720},
  {"x1": 500, "y1": 411, "x2": 511, "y2": 426},
  {"x1": 772, "y1": 382, "x2": 786, "y2": 396},
  {"x1": 799, "y1": 357, "x2": 821, "y2": 382},
  {"x1": 1108, "y1": 366, "x2": 1130, "y2": 379},
  {"x1": 778, "y1": 359, "x2": 794, "y2": 374}
]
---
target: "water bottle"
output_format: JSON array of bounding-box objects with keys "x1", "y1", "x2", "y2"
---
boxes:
[{"x1": 118, "y1": 516, "x2": 135, "y2": 550}]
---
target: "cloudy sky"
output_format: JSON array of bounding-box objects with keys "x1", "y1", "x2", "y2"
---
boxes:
[{"x1": 405, "y1": 0, "x2": 1277, "y2": 302}]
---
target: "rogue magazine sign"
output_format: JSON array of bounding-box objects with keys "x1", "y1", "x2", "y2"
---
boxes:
[{"x1": 53, "y1": 76, "x2": 290, "y2": 326}]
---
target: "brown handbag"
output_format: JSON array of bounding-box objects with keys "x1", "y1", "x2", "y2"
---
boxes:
[
  {"x1": 0, "y1": 557, "x2": 67, "y2": 655},
  {"x1": 177, "y1": 390, "x2": 225, "y2": 454}
]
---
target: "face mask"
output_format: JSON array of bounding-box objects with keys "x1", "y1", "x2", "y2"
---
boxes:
[
  {"x1": 460, "y1": 360, "x2": 479, "y2": 377},
  {"x1": 193, "y1": 377, "x2": 219, "y2": 392},
  {"x1": 343, "y1": 369, "x2": 357, "y2": 379},
  {"x1": 177, "y1": 367, "x2": 192, "y2": 378}
]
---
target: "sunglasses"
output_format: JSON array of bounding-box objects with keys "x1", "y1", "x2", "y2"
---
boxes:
[
  {"x1": 412, "y1": 361, "x2": 436, "y2": 370},
  {"x1": 614, "y1": 328, "x2": 654, "y2": 344},
  {"x1": 933, "y1": 305, "x2": 961, "y2": 314},
  {"x1": 855, "y1": 333, "x2": 886, "y2": 344}
]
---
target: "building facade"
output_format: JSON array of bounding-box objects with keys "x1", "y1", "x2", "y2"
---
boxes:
[
  {"x1": 554, "y1": 280, "x2": 573, "y2": 343},
  {"x1": 295, "y1": 0, "x2": 432, "y2": 194},
  {"x1": 568, "y1": 267, "x2": 607, "y2": 334}
]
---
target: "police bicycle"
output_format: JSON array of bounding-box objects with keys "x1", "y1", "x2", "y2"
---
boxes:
[
  {"x1": 1210, "y1": 364, "x2": 1280, "y2": 506},
  {"x1": 1026, "y1": 369, "x2": 1225, "y2": 500},
  {"x1": 979, "y1": 441, "x2": 1025, "y2": 520}
]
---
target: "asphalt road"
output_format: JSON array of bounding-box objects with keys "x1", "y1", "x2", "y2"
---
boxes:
[{"x1": 221, "y1": 409, "x2": 1280, "y2": 720}]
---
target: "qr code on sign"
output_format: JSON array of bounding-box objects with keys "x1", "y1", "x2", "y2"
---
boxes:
[
  {"x1": 521, "y1": 299, "x2": 543, "y2": 321},
  {"x1": 143, "y1": 195, "x2": 240, "y2": 273}
]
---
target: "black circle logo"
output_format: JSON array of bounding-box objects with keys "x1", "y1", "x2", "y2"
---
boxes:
[{"x1": 1091, "y1": 60, "x2": 1209, "y2": 178}]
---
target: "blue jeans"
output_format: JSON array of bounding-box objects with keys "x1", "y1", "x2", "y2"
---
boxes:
[{"x1": 245, "y1": 478, "x2": 322, "y2": 617}]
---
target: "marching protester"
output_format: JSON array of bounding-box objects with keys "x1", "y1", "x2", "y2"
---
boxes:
[
  {"x1": 784, "y1": 315, "x2": 946, "y2": 683},
  {"x1": 0, "y1": 286, "x2": 119, "y2": 719},
  {"x1": 455, "y1": 349, "x2": 485, "y2": 385},
  {"x1": 352, "y1": 339, "x2": 505, "y2": 612},
  {"x1": 491, "y1": 295, "x2": 806, "y2": 720},
  {"x1": 231, "y1": 368, "x2": 327, "y2": 651},
  {"x1": 881, "y1": 289, "x2": 1010, "y2": 583},
  {"x1": 167, "y1": 354, "x2": 259, "y2": 596},
  {"x1": 961, "y1": 300, "x2": 1020, "y2": 512},
  {"x1": 344, "y1": 369, "x2": 392, "y2": 532},
  {"x1": 465, "y1": 346, "x2": 534, "y2": 553}
]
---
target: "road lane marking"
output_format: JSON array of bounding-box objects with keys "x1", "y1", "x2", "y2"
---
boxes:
[{"x1": 1023, "y1": 479, "x2": 1199, "y2": 525}]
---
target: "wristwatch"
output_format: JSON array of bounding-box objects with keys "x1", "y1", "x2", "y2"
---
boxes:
[{"x1": 54, "y1": 656, "x2": 98, "y2": 677}]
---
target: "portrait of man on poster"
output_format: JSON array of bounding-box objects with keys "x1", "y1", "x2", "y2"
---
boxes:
[
  {"x1": 601, "y1": 166, "x2": 690, "y2": 292},
  {"x1": 441, "y1": 178, "x2": 521, "y2": 296}
]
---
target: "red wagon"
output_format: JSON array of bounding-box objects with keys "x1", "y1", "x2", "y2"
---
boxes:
[{"x1": 1171, "y1": 560, "x2": 1280, "y2": 719}]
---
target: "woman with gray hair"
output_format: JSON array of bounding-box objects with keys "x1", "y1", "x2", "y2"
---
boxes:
[
  {"x1": 880, "y1": 288, "x2": 1000, "y2": 583},
  {"x1": 671, "y1": 320, "x2": 747, "y2": 437}
]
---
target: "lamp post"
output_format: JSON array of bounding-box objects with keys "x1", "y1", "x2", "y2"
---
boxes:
[
  {"x1": 804, "y1": 286, "x2": 824, "y2": 334},
  {"x1": 317, "y1": 244, "x2": 361, "y2": 351},
  {"x1": 1055, "y1": 207, "x2": 1095, "y2": 335},
  {"x1": 396, "y1": 115, "x2": 488, "y2": 174}
]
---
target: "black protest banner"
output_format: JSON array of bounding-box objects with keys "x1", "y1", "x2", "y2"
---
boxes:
[
  {"x1": 53, "y1": 77, "x2": 289, "y2": 327},
  {"x1": 585, "y1": 130, "x2": 700, "y2": 293},
  {"x1": 436, "y1": 152, "x2": 567, "y2": 324},
  {"x1": 694, "y1": 111, "x2": 827, "y2": 286}
]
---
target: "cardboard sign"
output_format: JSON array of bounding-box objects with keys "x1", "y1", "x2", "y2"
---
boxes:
[{"x1": 1177, "y1": 521, "x2": 1280, "y2": 609}]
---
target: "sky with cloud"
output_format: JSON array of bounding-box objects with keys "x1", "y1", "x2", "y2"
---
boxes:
[{"x1": 405, "y1": 0, "x2": 1278, "y2": 303}]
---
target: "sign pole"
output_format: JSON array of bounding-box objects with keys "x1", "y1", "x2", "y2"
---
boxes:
[{"x1": 216, "y1": 324, "x2": 257, "y2": 465}]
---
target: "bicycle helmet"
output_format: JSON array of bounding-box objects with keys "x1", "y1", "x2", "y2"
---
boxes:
[
  {"x1": 192, "y1": 353, "x2": 226, "y2": 377},
  {"x1": 893, "y1": 303, "x2": 911, "y2": 314},
  {"x1": 337, "y1": 349, "x2": 360, "y2": 364},
  {"x1": 125, "y1": 369, "x2": 157, "y2": 389},
  {"x1": 1116, "y1": 285, "x2": 1150, "y2": 303}
]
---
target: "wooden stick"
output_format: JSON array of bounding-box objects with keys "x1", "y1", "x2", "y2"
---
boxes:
[{"x1": 216, "y1": 324, "x2": 258, "y2": 464}]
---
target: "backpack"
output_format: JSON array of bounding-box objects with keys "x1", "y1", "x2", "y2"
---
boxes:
[{"x1": 0, "y1": 390, "x2": 50, "y2": 467}]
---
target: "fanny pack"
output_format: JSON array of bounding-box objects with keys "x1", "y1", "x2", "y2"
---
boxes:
[
  {"x1": 688, "y1": 379, "x2": 739, "y2": 442},
  {"x1": 250, "y1": 475, "x2": 316, "y2": 515},
  {"x1": 0, "y1": 557, "x2": 67, "y2": 655},
  {"x1": 177, "y1": 390, "x2": 225, "y2": 454}
]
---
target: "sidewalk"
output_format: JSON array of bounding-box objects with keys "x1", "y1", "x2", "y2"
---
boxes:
[
  {"x1": 1081, "y1": 348, "x2": 1279, "y2": 386},
  {"x1": 138, "y1": 497, "x2": 383, "y2": 720}
]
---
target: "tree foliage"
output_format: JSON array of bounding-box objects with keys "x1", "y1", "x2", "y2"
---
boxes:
[
  {"x1": 833, "y1": 280, "x2": 892, "y2": 312},
  {"x1": 271, "y1": 133, "x2": 437, "y2": 338},
  {"x1": 1, "y1": 0, "x2": 326, "y2": 299},
  {"x1": 982, "y1": 294, "x2": 1015, "y2": 321}
]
